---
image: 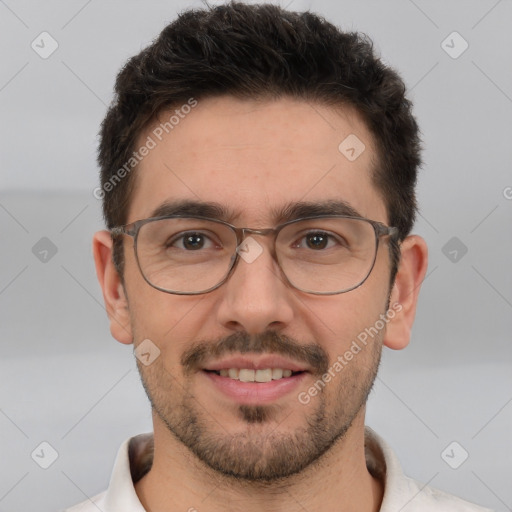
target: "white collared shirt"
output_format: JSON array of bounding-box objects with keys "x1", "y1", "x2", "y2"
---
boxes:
[{"x1": 64, "y1": 427, "x2": 493, "y2": 511}]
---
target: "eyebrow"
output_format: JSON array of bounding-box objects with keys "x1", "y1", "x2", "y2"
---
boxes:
[{"x1": 147, "y1": 199, "x2": 363, "y2": 225}]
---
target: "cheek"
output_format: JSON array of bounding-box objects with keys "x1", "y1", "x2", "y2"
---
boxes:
[
  {"x1": 315, "y1": 298, "x2": 384, "y2": 355},
  {"x1": 302, "y1": 265, "x2": 391, "y2": 360},
  {"x1": 128, "y1": 288, "x2": 208, "y2": 364}
]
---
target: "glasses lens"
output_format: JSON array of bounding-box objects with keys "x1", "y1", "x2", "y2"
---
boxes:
[
  {"x1": 136, "y1": 218, "x2": 236, "y2": 293},
  {"x1": 276, "y1": 217, "x2": 377, "y2": 293}
]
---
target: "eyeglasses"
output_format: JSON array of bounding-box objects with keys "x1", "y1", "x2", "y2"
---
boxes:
[{"x1": 111, "y1": 215, "x2": 399, "y2": 295}]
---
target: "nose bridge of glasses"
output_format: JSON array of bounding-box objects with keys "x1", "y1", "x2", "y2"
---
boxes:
[
  {"x1": 234, "y1": 227, "x2": 280, "y2": 263},
  {"x1": 240, "y1": 226, "x2": 276, "y2": 238},
  {"x1": 238, "y1": 227, "x2": 278, "y2": 251}
]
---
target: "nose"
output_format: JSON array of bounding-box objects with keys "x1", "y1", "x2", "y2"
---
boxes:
[{"x1": 214, "y1": 235, "x2": 295, "y2": 334}]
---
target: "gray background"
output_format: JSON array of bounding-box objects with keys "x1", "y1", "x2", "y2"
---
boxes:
[{"x1": 1, "y1": 1, "x2": 511, "y2": 511}]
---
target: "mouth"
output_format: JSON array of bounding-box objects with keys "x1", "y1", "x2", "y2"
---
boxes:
[
  {"x1": 201, "y1": 355, "x2": 310, "y2": 404},
  {"x1": 204, "y1": 368, "x2": 305, "y2": 382}
]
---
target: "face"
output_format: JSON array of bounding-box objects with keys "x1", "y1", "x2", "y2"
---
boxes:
[{"x1": 119, "y1": 97, "x2": 395, "y2": 480}]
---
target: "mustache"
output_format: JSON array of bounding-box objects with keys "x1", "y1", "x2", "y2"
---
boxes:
[{"x1": 181, "y1": 330, "x2": 329, "y2": 375}]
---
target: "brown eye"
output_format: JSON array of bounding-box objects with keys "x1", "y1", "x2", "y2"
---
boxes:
[
  {"x1": 305, "y1": 233, "x2": 329, "y2": 250},
  {"x1": 182, "y1": 233, "x2": 205, "y2": 250},
  {"x1": 168, "y1": 232, "x2": 214, "y2": 250}
]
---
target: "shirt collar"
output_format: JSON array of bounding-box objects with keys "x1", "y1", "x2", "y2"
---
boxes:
[{"x1": 103, "y1": 432, "x2": 152, "y2": 512}]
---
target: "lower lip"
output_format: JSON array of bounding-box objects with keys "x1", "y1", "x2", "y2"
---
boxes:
[{"x1": 202, "y1": 370, "x2": 308, "y2": 404}]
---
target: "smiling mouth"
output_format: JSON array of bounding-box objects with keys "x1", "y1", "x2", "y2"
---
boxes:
[{"x1": 204, "y1": 368, "x2": 305, "y2": 382}]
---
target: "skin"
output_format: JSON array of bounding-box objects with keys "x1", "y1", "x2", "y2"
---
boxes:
[{"x1": 93, "y1": 96, "x2": 428, "y2": 512}]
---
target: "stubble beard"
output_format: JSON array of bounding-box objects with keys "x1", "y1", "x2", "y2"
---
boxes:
[{"x1": 136, "y1": 330, "x2": 383, "y2": 482}]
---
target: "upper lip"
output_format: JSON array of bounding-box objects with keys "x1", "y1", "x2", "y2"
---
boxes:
[{"x1": 202, "y1": 354, "x2": 309, "y2": 372}]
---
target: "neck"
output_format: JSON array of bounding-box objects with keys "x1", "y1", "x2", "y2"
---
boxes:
[{"x1": 135, "y1": 411, "x2": 384, "y2": 512}]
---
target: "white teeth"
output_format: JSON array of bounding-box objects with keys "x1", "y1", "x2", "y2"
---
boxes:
[
  {"x1": 255, "y1": 369, "x2": 272, "y2": 383},
  {"x1": 239, "y1": 369, "x2": 255, "y2": 382},
  {"x1": 216, "y1": 368, "x2": 298, "y2": 382},
  {"x1": 228, "y1": 368, "x2": 239, "y2": 379},
  {"x1": 272, "y1": 368, "x2": 283, "y2": 379}
]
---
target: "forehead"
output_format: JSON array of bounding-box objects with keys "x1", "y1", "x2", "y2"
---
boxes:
[{"x1": 127, "y1": 96, "x2": 387, "y2": 225}]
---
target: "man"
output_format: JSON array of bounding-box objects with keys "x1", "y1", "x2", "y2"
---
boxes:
[{"x1": 68, "y1": 2, "x2": 492, "y2": 511}]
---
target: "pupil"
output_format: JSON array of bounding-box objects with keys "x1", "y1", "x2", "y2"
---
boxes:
[
  {"x1": 183, "y1": 233, "x2": 204, "y2": 250},
  {"x1": 307, "y1": 233, "x2": 328, "y2": 249}
]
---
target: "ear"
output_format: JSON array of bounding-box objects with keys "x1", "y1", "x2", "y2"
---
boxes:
[
  {"x1": 92, "y1": 230, "x2": 133, "y2": 345},
  {"x1": 383, "y1": 235, "x2": 428, "y2": 350}
]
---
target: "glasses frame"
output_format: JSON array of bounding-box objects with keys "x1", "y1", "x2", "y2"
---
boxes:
[{"x1": 111, "y1": 214, "x2": 399, "y2": 296}]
